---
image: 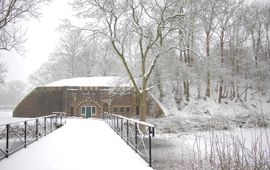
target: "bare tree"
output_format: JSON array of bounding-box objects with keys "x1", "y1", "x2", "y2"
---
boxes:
[
  {"x1": 243, "y1": 1, "x2": 270, "y2": 94},
  {"x1": 29, "y1": 60, "x2": 66, "y2": 86},
  {"x1": 29, "y1": 30, "x2": 87, "y2": 86},
  {"x1": 95, "y1": 40, "x2": 123, "y2": 76},
  {"x1": 0, "y1": 0, "x2": 49, "y2": 84},
  {"x1": 199, "y1": 0, "x2": 222, "y2": 98},
  {"x1": 216, "y1": 0, "x2": 243, "y2": 103},
  {"x1": 0, "y1": 0, "x2": 49, "y2": 52},
  {"x1": 71, "y1": 0, "x2": 183, "y2": 122},
  {"x1": 29, "y1": 29, "x2": 122, "y2": 86},
  {"x1": 51, "y1": 30, "x2": 85, "y2": 78}
]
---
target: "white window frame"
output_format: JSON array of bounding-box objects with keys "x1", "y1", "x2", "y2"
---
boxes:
[
  {"x1": 91, "y1": 106, "x2": 96, "y2": 116},
  {"x1": 81, "y1": 106, "x2": 96, "y2": 116},
  {"x1": 81, "y1": 106, "x2": 86, "y2": 115}
]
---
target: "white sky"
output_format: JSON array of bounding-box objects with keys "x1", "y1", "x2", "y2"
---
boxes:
[{"x1": 1, "y1": 0, "x2": 73, "y2": 83}]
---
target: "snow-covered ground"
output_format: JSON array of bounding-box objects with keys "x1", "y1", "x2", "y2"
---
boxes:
[{"x1": 0, "y1": 119, "x2": 152, "y2": 170}]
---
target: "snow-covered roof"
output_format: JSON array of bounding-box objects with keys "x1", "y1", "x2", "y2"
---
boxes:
[{"x1": 44, "y1": 77, "x2": 131, "y2": 87}]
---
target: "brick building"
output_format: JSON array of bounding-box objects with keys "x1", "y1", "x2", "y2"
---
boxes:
[{"x1": 13, "y1": 77, "x2": 164, "y2": 118}]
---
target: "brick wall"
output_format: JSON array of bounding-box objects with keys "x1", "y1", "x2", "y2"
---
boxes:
[{"x1": 13, "y1": 86, "x2": 164, "y2": 118}]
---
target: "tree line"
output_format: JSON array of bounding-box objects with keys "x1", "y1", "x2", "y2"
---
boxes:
[
  {"x1": 29, "y1": 0, "x2": 270, "y2": 121},
  {"x1": 1, "y1": 0, "x2": 269, "y2": 121}
]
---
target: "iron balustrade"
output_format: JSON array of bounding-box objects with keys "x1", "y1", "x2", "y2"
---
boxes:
[
  {"x1": 0, "y1": 112, "x2": 66, "y2": 160},
  {"x1": 104, "y1": 112, "x2": 155, "y2": 167}
]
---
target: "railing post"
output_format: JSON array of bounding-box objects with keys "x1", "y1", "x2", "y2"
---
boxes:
[
  {"x1": 152, "y1": 127, "x2": 155, "y2": 137},
  {"x1": 116, "y1": 117, "x2": 119, "y2": 134},
  {"x1": 55, "y1": 114, "x2": 57, "y2": 126},
  {"x1": 24, "y1": 121, "x2": 27, "y2": 148},
  {"x1": 112, "y1": 116, "x2": 114, "y2": 130},
  {"x1": 110, "y1": 114, "x2": 112, "y2": 127},
  {"x1": 54, "y1": 114, "x2": 58, "y2": 129},
  {"x1": 108, "y1": 114, "x2": 110, "y2": 127},
  {"x1": 111, "y1": 114, "x2": 113, "y2": 128},
  {"x1": 135, "y1": 122, "x2": 138, "y2": 153},
  {"x1": 108, "y1": 114, "x2": 110, "y2": 126},
  {"x1": 108, "y1": 113, "x2": 109, "y2": 124},
  {"x1": 126, "y1": 120, "x2": 129, "y2": 145},
  {"x1": 148, "y1": 126, "x2": 152, "y2": 167},
  {"x1": 107, "y1": 113, "x2": 109, "y2": 124},
  {"x1": 63, "y1": 114, "x2": 65, "y2": 124},
  {"x1": 121, "y1": 118, "x2": 123, "y2": 138},
  {"x1": 60, "y1": 114, "x2": 63, "y2": 125},
  {"x1": 106, "y1": 113, "x2": 110, "y2": 125},
  {"x1": 44, "y1": 117, "x2": 47, "y2": 136},
  {"x1": 36, "y1": 119, "x2": 38, "y2": 141},
  {"x1": 111, "y1": 115, "x2": 113, "y2": 129},
  {"x1": 106, "y1": 113, "x2": 108, "y2": 124},
  {"x1": 50, "y1": 116, "x2": 53, "y2": 133},
  {"x1": 114, "y1": 116, "x2": 116, "y2": 131},
  {"x1": 6, "y1": 124, "x2": 9, "y2": 158}
]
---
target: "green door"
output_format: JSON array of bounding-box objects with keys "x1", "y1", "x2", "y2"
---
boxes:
[
  {"x1": 82, "y1": 106, "x2": 96, "y2": 118},
  {"x1": 86, "y1": 107, "x2": 91, "y2": 118}
]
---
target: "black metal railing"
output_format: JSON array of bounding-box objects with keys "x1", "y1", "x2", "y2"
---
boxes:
[
  {"x1": 104, "y1": 112, "x2": 155, "y2": 167},
  {"x1": 0, "y1": 112, "x2": 66, "y2": 160}
]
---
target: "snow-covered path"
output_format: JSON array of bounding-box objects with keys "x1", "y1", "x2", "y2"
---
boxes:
[{"x1": 0, "y1": 119, "x2": 152, "y2": 170}]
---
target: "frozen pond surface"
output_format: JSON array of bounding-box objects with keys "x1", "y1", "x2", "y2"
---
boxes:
[
  {"x1": 154, "y1": 128, "x2": 270, "y2": 150},
  {"x1": 151, "y1": 128, "x2": 270, "y2": 169}
]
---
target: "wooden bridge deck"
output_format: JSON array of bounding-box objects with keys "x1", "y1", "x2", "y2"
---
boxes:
[{"x1": 0, "y1": 119, "x2": 152, "y2": 170}]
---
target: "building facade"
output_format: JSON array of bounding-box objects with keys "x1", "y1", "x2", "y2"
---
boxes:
[{"x1": 13, "y1": 77, "x2": 163, "y2": 118}]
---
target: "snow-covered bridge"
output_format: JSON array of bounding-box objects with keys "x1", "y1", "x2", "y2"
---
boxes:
[{"x1": 0, "y1": 119, "x2": 152, "y2": 170}]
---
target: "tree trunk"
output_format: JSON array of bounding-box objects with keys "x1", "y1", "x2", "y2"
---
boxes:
[
  {"x1": 220, "y1": 31, "x2": 225, "y2": 64},
  {"x1": 139, "y1": 81, "x2": 147, "y2": 133},
  {"x1": 140, "y1": 90, "x2": 147, "y2": 122},
  {"x1": 186, "y1": 80, "x2": 190, "y2": 102},
  {"x1": 183, "y1": 81, "x2": 187, "y2": 95},
  {"x1": 251, "y1": 30, "x2": 258, "y2": 67},
  {"x1": 218, "y1": 78, "x2": 223, "y2": 103},
  {"x1": 206, "y1": 33, "x2": 211, "y2": 97},
  {"x1": 197, "y1": 86, "x2": 201, "y2": 99},
  {"x1": 266, "y1": 27, "x2": 270, "y2": 60},
  {"x1": 206, "y1": 72, "x2": 211, "y2": 97},
  {"x1": 219, "y1": 31, "x2": 225, "y2": 103},
  {"x1": 174, "y1": 82, "x2": 182, "y2": 110}
]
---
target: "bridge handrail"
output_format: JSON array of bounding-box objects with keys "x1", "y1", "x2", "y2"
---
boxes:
[
  {"x1": 0, "y1": 112, "x2": 66, "y2": 161},
  {"x1": 104, "y1": 112, "x2": 155, "y2": 167},
  {"x1": 110, "y1": 113, "x2": 155, "y2": 128}
]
